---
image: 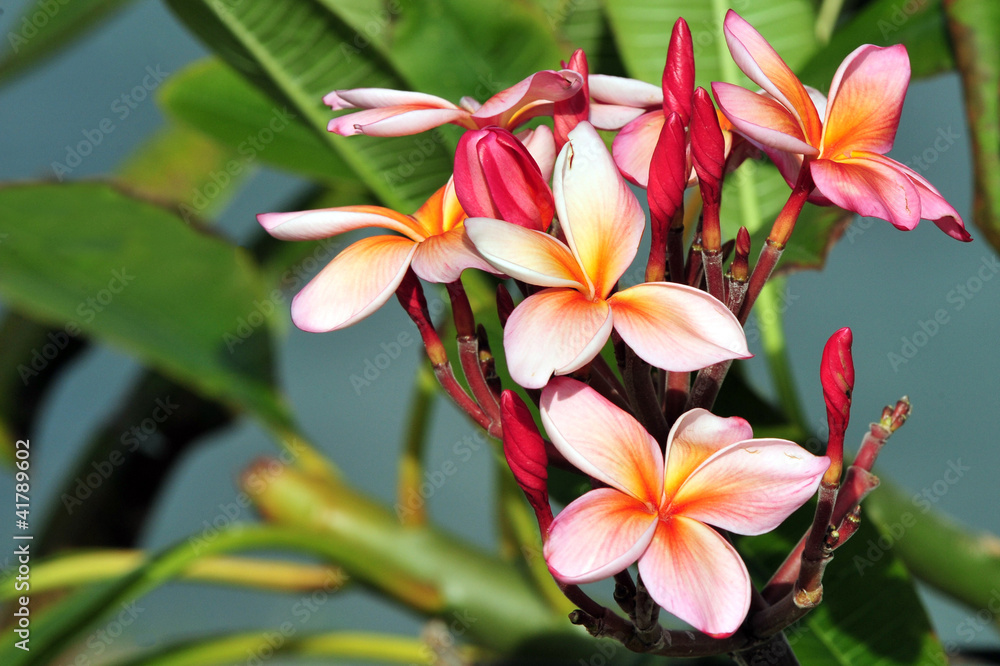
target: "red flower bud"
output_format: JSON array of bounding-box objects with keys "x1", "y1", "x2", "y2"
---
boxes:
[
  {"x1": 662, "y1": 18, "x2": 695, "y2": 126},
  {"x1": 500, "y1": 390, "x2": 553, "y2": 536},
  {"x1": 454, "y1": 128, "x2": 555, "y2": 231},
  {"x1": 648, "y1": 112, "x2": 687, "y2": 232},
  {"x1": 691, "y1": 87, "x2": 726, "y2": 208},
  {"x1": 555, "y1": 49, "x2": 590, "y2": 151},
  {"x1": 820, "y1": 327, "x2": 854, "y2": 483}
]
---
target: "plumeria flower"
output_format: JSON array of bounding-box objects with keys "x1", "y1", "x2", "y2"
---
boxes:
[
  {"x1": 257, "y1": 178, "x2": 495, "y2": 332},
  {"x1": 464, "y1": 122, "x2": 750, "y2": 389},
  {"x1": 712, "y1": 10, "x2": 971, "y2": 241},
  {"x1": 541, "y1": 378, "x2": 829, "y2": 637},
  {"x1": 325, "y1": 70, "x2": 583, "y2": 138}
]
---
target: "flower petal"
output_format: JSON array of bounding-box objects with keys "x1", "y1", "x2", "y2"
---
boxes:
[
  {"x1": 324, "y1": 89, "x2": 469, "y2": 136},
  {"x1": 328, "y1": 107, "x2": 470, "y2": 137},
  {"x1": 541, "y1": 377, "x2": 663, "y2": 502},
  {"x1": 612, "y1": 110, "x2": 665, "y2": 187},
  {"x1": 722, "y1": 10, "x2": 822, "y2": 144},
  {"x1": 555, "y1": 122, "x2": 645, "y2": 298},
  {"x1": 670, "y1": 439, "x2": 829, "y2": 535},
  {"x1": 410, "y1": 226, "x2": 498, "y2": 283},
  {"x1": 588, "y1": 74, "x2": 663, "y2": 111},
  {"x1": 608, "y1": 282, "x2": 751, "y2": 372},
  {"x1": 464, "y1": 217, "x2": 588, "y2": 290},
  {"x1": 258, "y1": 206, "x2": 426, "y2": 242},
  {"x1": 638, "y1": 516, "x2": 751, "y2": 638},
  {"x1": 503, "y1": 289, "x2": 613, "y2": 389},
  {"x1": 324, "y1": 88, "x2": 458, "y2": 111},
  {"x1": 519, "y1": 125, "x2": 557, "y2": 182},
  {"x1": 712, "y1": 83, "x2": 818, "y2": 156},
  {"x1": 810, "y1": 153, "x2": 921, "y2": 230},
  {"x1": 474, "y1": 70, "x2": 583, "y2": 129},
  {"x1": 290, "y1": 235, "x2": 417, "y2": 332},
  {"x1": 822, "y1": 44, "x2": 910, "y2": 157},
  {"x1": 663, "y1": 409, "x2": 754, "y2": 500},
  {"x1": 888, "y1": 160, "x2": 972, "y2": 241},
  {"x1": 545, "y1": 488, "x2": 658, "y2": 584}
]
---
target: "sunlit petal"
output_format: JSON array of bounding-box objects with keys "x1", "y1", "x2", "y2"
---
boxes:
[
  {"x1": 541, "y1": 378, "x2": 663, "y2": 502},
  {"x1": 670, "y1": 439, "x2": 829, "y2": 535},
  {"x1": 290, "y1": 235, "x2": 417, "y2": 332},
  {"x1": 410, "y1": 226, "x2": 498, "y2": 283},
  {"x1": 823, "y1": 44, "x2": 909, "y2": 157},
  {"x1": 810, "y1": 154, "x2": 920, "y2": 230},
  {"x1": 545, "y1": 489, "x2": 658, "y2": 583},
  {"x1": 638, "y1": 516, "x2": 751, "y2": 638},
  {"x1": 258, "y1": 206, "x2": 426, "y2": 242},
  {"x1": 464, "y1": 218, "x2": 589, "y2": 289},
  {"x1": 663, "y1": 409, "x2": 753, "y2": 499},
  {"x1": 722, "y1": 10, "x2": 822, "y2": 144},
  {"x1": 612, "y1": 111, "x2": 665, "y2": 187},
  {"x1": 474, "y1": 70, "x2": 583, "y2": 129},
  {"x1": 608, "y1": 283, "x2": 751, "y2": 372},
  {"x1": 555, "y1": 122, "x2": 645, "y2": 297},
  {"x1": 519, "y1": 125, "x2": 557, "y2": 182},
  {"x1": 588, "y1": 74, "x2": 663, "y2": 109},
  {"x1": 712, "y1": 83, "x2": 818, "y2": 156},
  {"x1": 327, "y1": 107, "x2": 470, "y2": 137},
  {"x1": 504, "y1": 289, "x2": 613, "y2": 389},
  {"x1": 324, "y1": 88, "x2": 459, "y2": 111}
]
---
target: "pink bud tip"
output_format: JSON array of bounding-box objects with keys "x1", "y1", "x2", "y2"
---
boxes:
[
  {"x1": 732, "y1": 227, "x2": 751, "y2": 281},
  {"x1": 501, "y1": 391, "x2": 554, "y2": 535}
]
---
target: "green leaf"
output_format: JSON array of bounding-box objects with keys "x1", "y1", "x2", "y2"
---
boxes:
[
  {"x1": 158, "y1": 58, "x2": 360, "y2": 185},
  {"x1": 163, "y1": 0, "x2": 455, "y2": 212},
  {"x1": 944, "y1": 0, "x2": 1000, "y2": 249},
  {"x1": 105, "y1": 631, "x2": 458, "y2": 666},
  {"x1": 799, "y1": 0, "x2": 953, "y2": 89},
  {"x1": 0, "y1": 525, "x2": 352, "y2": 666},
  {"x1": 603, "y1": 0, "x2": 817, "y2": 88},
  {"x1": 388, "y1": 0, "x2": 565, "y2": 101},
  {"x1": 0, "y1": 0, "x2": 134, "y2": 85},
  {"x1": 738, "y1": 504, "x2": 948, "y2": 665},
  {"x1": 115, "y1": 122, "x2": 252, "y2": 220},
  {"x1": 0, "y1": 182, "x2": 291, "y2": 429}
]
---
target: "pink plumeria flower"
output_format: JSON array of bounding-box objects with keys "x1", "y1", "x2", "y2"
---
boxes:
[
  {"x1": 712, "y1": 10, "x2": 971, "y2": 241},
  {"x1": 464, "y1": 122, "x2": 750, "y2": 389},
  {"x1": 541, "y1": 378, "x2": 829, "y2": 637},
  {"x1": 258, "y1": 178, "x2": 495, "y2": 332},
  {"x1": 325, "y1": 70, "x2": 583, "y2": 138}
]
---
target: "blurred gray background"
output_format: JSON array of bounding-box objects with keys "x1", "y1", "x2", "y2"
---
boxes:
[{"x1": 1, "y1": 0, "x2": 997, "y2": 662}]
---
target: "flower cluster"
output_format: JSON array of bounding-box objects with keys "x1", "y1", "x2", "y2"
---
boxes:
[{"x1": 259, "y1": 10, "x2": 967, "y2": 645}]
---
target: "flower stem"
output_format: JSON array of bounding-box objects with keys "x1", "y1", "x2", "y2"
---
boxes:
[
  {"x1": 447, "y1": 280, "x2": 501, "y2": 435},
  {"x1": 397, "y1": 364, "x2": 437, "y2": 527}
]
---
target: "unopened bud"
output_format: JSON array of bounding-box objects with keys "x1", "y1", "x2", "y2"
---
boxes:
[{"x1": 662, "y1": 18, "x2": 694, "y2": 126}]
